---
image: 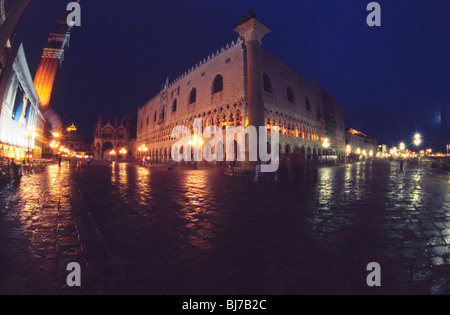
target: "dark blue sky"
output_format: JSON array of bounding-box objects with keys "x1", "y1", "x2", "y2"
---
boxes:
[{"x1": 13, "y1": 0, "x2": 450, "y2": 148}]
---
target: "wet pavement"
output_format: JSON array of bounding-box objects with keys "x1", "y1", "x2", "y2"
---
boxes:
[{"x1": 0, "y1": 160, "x2": 449, "y2": 295}]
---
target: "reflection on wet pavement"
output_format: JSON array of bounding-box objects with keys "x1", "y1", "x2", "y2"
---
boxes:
[{"x1": 0, "y1": 160, "x2": 449, "y2": 294}]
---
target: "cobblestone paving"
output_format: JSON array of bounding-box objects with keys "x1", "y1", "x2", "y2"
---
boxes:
[{"x1": 0, "y1": 160, "x2": 449, "y2": 295}]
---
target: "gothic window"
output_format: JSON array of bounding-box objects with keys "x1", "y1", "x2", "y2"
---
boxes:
[
  {"x1": 212, "y1": 74, "x2": 223, "y2": 94},
  {"x1": 305, "y1": 97, "x2": 311, "y2": 111},
  {"x1": 189, "y1": 88, "x2": 197, "y2": 104},
  {"x1": 287, "y1": 87, "x2": 295, "y2": 103},
  {"x1": 146, "y1": 116, "x2": 149, "y2": 126},
  {"x1": 263, "y1": 73, "x2": 272, "y2": 93},
  {"x1": 117, "y1": 129, "x2": 125, "y2": 139},
  {"x1": 172, "y1": 99, "x2": 177, "y2": 112}
]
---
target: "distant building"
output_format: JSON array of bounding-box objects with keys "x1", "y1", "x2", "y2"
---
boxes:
[
  {"x1": 93, "y1": 116, "x2": 135, "y2": 160},
  {"x1": 345, "y1": 128, "x2": 377, "y2": 160},
  {"x1": 61, "y1": 130, "x2": 89, "y2": 153},
  {"x1": 320, "y1": 90, "x2": 346, "y2": 161}
]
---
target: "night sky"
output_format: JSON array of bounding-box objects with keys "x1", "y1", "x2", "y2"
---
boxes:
[{"x1": 13, "y1": 0, "x2": 450, "y2": 149}]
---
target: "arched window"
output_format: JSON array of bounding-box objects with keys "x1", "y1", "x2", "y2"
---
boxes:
[
  {"x1": 153, "y1": 111, "x2": 157, "y2": 121},
  {"x1": 305, "y1": 97, "x2": 311, "y2": 111},
  {"x1": 263, "y1": 73, "x2": 272, "y2": 93},
  {"x1": 212, "y1": 74, "x2": 223, "y2": 94},
  {"x1": 287, "y1": 87, "x2": 295, "y2": 103},
  {"x1": 117, "y1": 128, "x2": 126, "y2": 139},
  {"x1": 189, "y1": 88, "x2": 197, "y2": 104},
  {"x1": 172, "y1": 99, "x2": 177, "y2": 112},
  {"x1": 146, "y1": 116, "x2": 149, "y2": 126}
]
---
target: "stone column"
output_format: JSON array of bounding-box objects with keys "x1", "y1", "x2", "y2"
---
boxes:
[{"x1": 234, "y1": 19, "x2": 271, "y2": 161}]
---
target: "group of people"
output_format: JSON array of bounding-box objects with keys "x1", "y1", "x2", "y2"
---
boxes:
[
  {"x1": 10, "y1": 160, "x2": 26, "y2": 183},
  {"x1": 249, "y1": 151, "x2": 321, "y2": 184}
]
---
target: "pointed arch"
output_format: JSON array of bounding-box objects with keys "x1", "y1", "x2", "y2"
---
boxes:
[{"x1": 212, "y1": 74, "x2": 223, "y2": 94}]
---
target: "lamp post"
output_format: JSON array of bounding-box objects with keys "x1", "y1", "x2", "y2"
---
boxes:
[
  {"x1": 189, "y1": 135, "x2": 203, "y2": 169},
  {"x1": 413, "y1": 134, "x2": 422, "y2": 148},
  {"x1": 399, "y1": 142, "x2": 405, "y2": 153},
  {"x1": 138, "y1": 144, "x2": 148, "y2": 163},
  {"x1": 346, "y1": 144, "x2": 351, "y2": 163},
  {"x1": 109, "y1": 150, "x2": 116, "y2": 162},
  {"x1": 119, "y1": 148, "x2": 127, "y2": 162},
  {"x1": 50, "y1": 132, "x2": 61, "y2": 158},
  {"x1": 322, "y1": 138, "x2": 330, "y2": 165},
  {"x1": 24, "y1": 128, "x2": 37, "y2": 163},
  {"x1": 413, "y1": 133, "x2": 422, "y2": 166}
]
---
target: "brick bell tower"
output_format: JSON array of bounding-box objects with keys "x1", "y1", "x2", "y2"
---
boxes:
[{"x1": 33, "y1": 5, "x2": 77, "y2": 112}]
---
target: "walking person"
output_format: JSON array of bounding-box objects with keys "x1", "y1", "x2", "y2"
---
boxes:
[
  {"x1": 399, "y1": 157, "x2": 405, "y2": 173},
  {"x1": 11, "y1": 160, "x2": 21, "y2": 184}
]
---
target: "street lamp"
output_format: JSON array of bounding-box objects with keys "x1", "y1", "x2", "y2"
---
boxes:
[
  {"x1": 24, "y1": 128, "x2": 37, "y2": 163},
  {"x1": 413, "y1": 133, "x2": 422, "y2": 165},
  {"x1": 346, "y1": 145, "x2": 351, "y2": 163},
  {"x1": 322, "y1": 138, "x2": 330, "y2": 165},
  {"x1": 109, "y1": 150, "x2": 116, "y2": 162},
  {"x1": 189, "y1": 135, "x2": 203, "y2": 169},
  {"x1": 119, "y1": 148, "x2": 127, "y2": 161},
  {"x1": 413, "y1": 133, "x2": 422, "y2": 147},
  {"x1": 138, "y1": 144, "x2": 148, "y2": 161}
]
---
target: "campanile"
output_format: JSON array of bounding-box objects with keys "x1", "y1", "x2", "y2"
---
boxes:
[{"x1": 33, "y1": 10, "x2": 75, "y2": 111}]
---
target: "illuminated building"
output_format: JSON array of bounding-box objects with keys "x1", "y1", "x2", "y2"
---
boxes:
[
  {"x1": 345, "y1": 128, "x2": 377, "y2": 161},
  {"x1": 93, "y1": 115, "x2": 136, "y2": 160},
  {"x1": 0, "y1": 0, "x2": 43, "y2": 159},
  {"x1": 33, "y1": 10, "x2": 75, "y2": 111},
  {"x1": 32, "y1": 6, "x2": 78, "y2": 158},
  {"x1": 137, "y1": 18, "x2": 346, "y2": 163}
]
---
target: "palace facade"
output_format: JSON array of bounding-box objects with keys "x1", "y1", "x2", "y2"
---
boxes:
[{"x1": 137, "y1": 18, "x2": 346, "y2": 164}]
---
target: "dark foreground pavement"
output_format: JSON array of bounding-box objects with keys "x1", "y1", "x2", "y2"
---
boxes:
[{"x1": 0, "y1": 160, "x2": 449, "y2": 295}]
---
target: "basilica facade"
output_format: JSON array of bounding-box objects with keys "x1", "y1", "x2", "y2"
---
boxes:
[
  {"x1": 93, "y1": 116, "x2": 134, "y2": 160},
  {"x1": 137, "y1": 19, "x2": 345, "y2": 165}
]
